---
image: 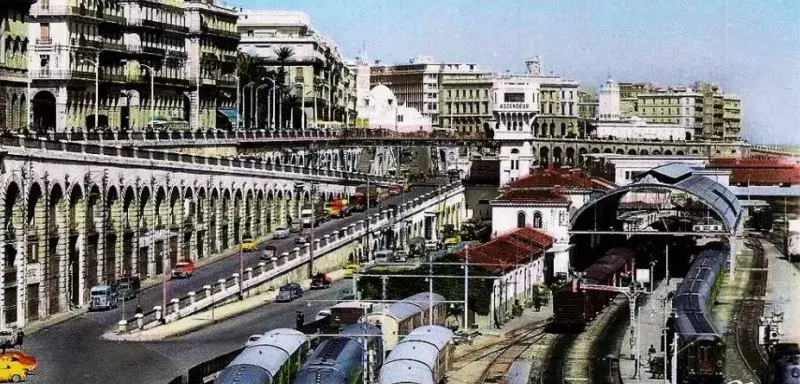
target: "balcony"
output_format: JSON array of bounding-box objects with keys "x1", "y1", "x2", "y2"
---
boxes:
[
  {"x1": 201, "y1": 25, "x2": 239, "y2": 39},
  {"x1": 142, "y1": 46, "x2": 166, "y2": 55},
  {"x1": 101, "y1": 73, "x2": 125, "y2": 83},
  {"x1": 30, "y1": 5, "x2": 103, "y2": 20},
  {"x1": 101, "y1": 41, "x2": 126, "y2": 52},
  {"x1": 166, "y1": 49, "x2": 188, "y2": 59},
  {"x1": 100, "y1": 12, "x2": 125, "y2": 25},
  {"x1": 35, "y1": 37, "x2": 53, "y2": 45},
  {"x1": 72, "y1": 38, "x2": 101, "y2": 49},
  {"x1": 30, "y1": 69, "x2": 94, "y2": 80}
]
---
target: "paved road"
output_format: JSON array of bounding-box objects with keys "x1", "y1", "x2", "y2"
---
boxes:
[{"x1": 24, "y1": 185, "x2": 436, "y2": 383}]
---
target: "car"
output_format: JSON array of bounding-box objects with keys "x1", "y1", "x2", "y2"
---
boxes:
[
  {"x1": 315, "y1": 309, "x2": 332, "y2": 322},
  {"x1": 171, "y1": 260, "x2": 195, "y2": 278},
  {"x1": 425, "y1": 239, "x2": 442, "y2": 251},
  {"x1": 296, "y1": 233, "x2": 310, "y2": 244},
  {"x1": 343, "y1": 264, "x2": 360, "y2": 277},
  {"x1": 274, "y1": 227, "x2": 290, "y2": 239},
  {"x1": 310, "y1": 273, "x2": 331, "y2": 289},
  {"x1": 240, "y1": 238, "x2": 256, "y2": 252},
  {"x1": 0, "y1": 351, "x2": 37, "y2": 373},
  {"x1": 276, "y1": 283, "x2": 303, "y2": 302},
  {"x1": 245, "y1": 334, "x2": 262, "y2": 347},
  {"x1": 259, "y1": 245, "x2": 277, "y2": 261},
  {"x1": 116, "y1": 276, "x2": 140, "y2": 301},
  {"x1": 443, "y1": 234, "x2": 461, "y2": 246},
  {"x1": 289, "y1": 222, "x2": 303, "y2": 233},
  {"x1": 0, "y1": 359, "x2": 27, "y2": 383},
  {"x1": 395, "y1": 250, "x2": 409, "y2": 262},
  {"x1": 0, "y1": 330, "x2": 18, "y2": 350},
  {"x1": 374, "y1": 249, "x2": 395, "y2": 262}
]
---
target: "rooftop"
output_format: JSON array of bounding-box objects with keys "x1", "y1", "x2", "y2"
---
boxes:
[
  {"x1": 458, "y1": 227, "x2": 553, "y2": 274},
  {"x1": 504, "y1": 168, "x2": 613, "y2": 190},
  {"x1": 494, "y1": 189, "x2": 570, "y2": 204},
  {"x1": 709, "y1": 156, "x2": 800, "y2": 186}
]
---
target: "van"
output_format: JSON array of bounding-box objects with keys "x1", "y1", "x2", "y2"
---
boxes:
[
  {"x1": 89, "y1": 284, "x2": 118, "y2": 311},
  {"x1": 117, "y1": 276, "x2": 141, "y2": 301},
  {"x1": 374, "y1": 249, "x2": 395, "y2": 262},
  {"x1": 276, "y1": 283, "x2": 303, "y2": 302},
  {"x1": 0, "y1": 360, "x2": 27, "y2": 382}
]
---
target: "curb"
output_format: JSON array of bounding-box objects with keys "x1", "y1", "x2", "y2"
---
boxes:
[{"x1": 24, "y1": 308, "x2": 88, "y2": 335}]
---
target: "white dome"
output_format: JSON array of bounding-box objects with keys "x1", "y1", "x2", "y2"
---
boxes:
[{"x1": 369, "y1": 84, "x2": 396, "y2": 104}]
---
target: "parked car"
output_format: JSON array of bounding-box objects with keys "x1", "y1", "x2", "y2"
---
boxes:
[
  {"x1": 395, "y1": 250, "x2": 409, "y2": 262},
  {"x1": 240, "y1": 238, "x2": 256, "y2": 252},
  {"x1": 274, "y1": 227, "x2": 291, "y2": 239},
  {"x1": 116, "y1": 276, "x2": 141, "y2": 301},
  {"x1": 0, "y1": 330, "x2": 19, "y2": 350},
  {"x1": 276, "y1": 283, "x2": 303, "y2": 302},
  {"x1": 245, "y1": 334, "x2": 261, "y2": 347},
  {"x1": 171, "y1": 260, "x2": 195, "y2": 278},
  {"x1": 260, "y1": 245, "x2": 277, "y2": 261},
  {"x1": 89, "y1": 284, "x2": 118, "y2": 311},
  {"x1": 310, "y1": 273, "x2": 331, "y2": 290},
  {"x1": 425, "y1": 239, "x2": 442, "y2": 251},
  {"x1": 289, "y1": 222, "x2": 303, "y2": 233},
  {"x1": 0, "y1": 351, "x2": 37, "y2": 373},
  {"x1": 343, "y1": 264, "x2": 360, "y2": 277},
  {"x1": 296, "y1": 232, "x2": 310, "y2": 244},
  {"x1": 0, "y1": 358, "x2": 27, "y2": 383}
]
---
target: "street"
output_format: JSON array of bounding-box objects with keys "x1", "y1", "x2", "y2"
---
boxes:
[{"x1": 24, "y1": 186, "x2": 434, "y2": 384}]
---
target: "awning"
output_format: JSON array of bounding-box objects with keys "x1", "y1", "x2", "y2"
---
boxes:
[{"x1": 217, "y1": 108, "x2": 239, "y2": 123}]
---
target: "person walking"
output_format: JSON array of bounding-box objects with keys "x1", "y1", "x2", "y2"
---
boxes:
[{"x1": 14, "y1": 329, "x2": 24, "y2": 349}]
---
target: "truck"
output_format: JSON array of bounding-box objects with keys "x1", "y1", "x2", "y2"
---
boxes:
[
  {"x1": 310, "y1": 273, "x2": 332, "y2": 289},
  {"x1": 301, "y1": 203, "x2": 327, "y2": 227},
  {"x1": 325, "y1": 198, "x2": 350, "y2": 218},
  {"x1": 353, "y1": 184, "x2": 388, "y2": 206}
]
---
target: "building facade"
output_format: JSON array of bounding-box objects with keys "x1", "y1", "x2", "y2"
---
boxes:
[
  {"x1": 0, "y1": 0, "x2": 32, "y2": 133},
  {"x1": 370, "y1": 57, "x2": 484, "y2": 127},
  {"x1": 526, "y1": 56, "x2": 580, "y2": 138},
  {"x1": 439, "y1": 72, "x2": 494, "y2": 135},
  {"x1": 356, "y1": 84, "x2": 431, "y2": 132},
  {"x1": 238, "y1": 10, "x2": 356, "y2": 128},
  {"x1": 491, "y1": 75, "x2": 539, "y2": 186},
  {"x1": 27, "y1": 0, "x2": 238, "y2": 132}
]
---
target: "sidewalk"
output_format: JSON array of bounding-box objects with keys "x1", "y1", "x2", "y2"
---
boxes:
[
  {"x1": 104, "y1": 269, "x2": 344, "y2": 342},
  {"x1": 620, "y1": 278, "x2": 679, "y2": 384},
  {"x1": 762, "y1": 238, "x2": 800, "y2": 343}
]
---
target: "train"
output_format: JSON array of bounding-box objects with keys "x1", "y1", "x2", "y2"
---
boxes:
[
  {"x1": 215, "y1": 328, "x2": 310, "y2": 384},
  {"x1": 379, "y1": 325, "x2": 456, "y2": 384},
  {"x1": 552, "y1": 247, "x2": 635, "y2": 327},
  {"x1": 361, "y1": 292, "x2": 448, "y2": 351},
  {"x1": 669, "y1": 243, "x2": 727, "y2": 384},
  {"x1": 293, "y1": 323, "x2": 384, "y2": 384},
  {"x1": 764, "y1": 343, "x2": 800, "y2": 384}
]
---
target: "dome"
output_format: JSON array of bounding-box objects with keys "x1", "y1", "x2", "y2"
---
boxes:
[{"x1": 369, "y1": 85, "x2": 396, "y2": 105}]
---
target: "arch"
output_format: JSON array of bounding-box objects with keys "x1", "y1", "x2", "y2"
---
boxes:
[
  {"x1": 122, "y1": 185, "x2": 136, "y2": 230},
  {"x1": 553, "y1": 147, "x2": 563, "y2": 167},
  {"x1": 533, "y1": 122, "x2": 539, "y2": 136},
  {"x1": 516, "y1": 211, "x2": 526, "y2": 228},
  {"x1": 616, "y1": 148, "x2": 624, "y2": 155},
  {"x1": 510, "y1": 148, "x2": 520, "y2": 155},
  {"x1": 591, "y1": 148, "x2": 600, "y2": 154},
  {"x1": 628, "y1": 149, "x2": 637, "y2": 155},
  {"x1": 603, "y1": 148, "x2": 613, "y2": 154},
  {"x1": 652, "y1": 149, "x2": 661, "y2": 155},
  {"x1": 549, "y1": 122, "x2": 555, "y2": 137},
  {"x1": 685, "y1": 132, "x2": 692, "y2": 141},
  {"x1": 540, "y1": 146, "x2": 549, "y2": 166},
  {"x1": 664, "y1": 150, "x2": 673, "y2": 155},
  {"x1": 676, "y1": 150, "x2": 685, "y2": 155},
  {"x1": 640, "y1": 149, "x2": 649, "y2": 155},
  {"x1": 566, "y1": 147, "x2": 575, "y2": 166},
  {"x1": 560, "y1": 122, "x2": 566, "y2": 137},
  {"x1": 32, "y1": 90, "x2": 56, "y2": 132},
  {"x1": 533, "y1": 211, "x2": 543, "y2": 228}
]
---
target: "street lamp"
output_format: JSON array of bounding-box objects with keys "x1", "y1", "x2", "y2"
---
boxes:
[
  {"x1": 294, "y1": 83, "x2": 306, "y2": 131},
  {"x1": 242, "y1": 82, "x2": 255, "y2": 129},
  {"x1": 256, "y1": 84, "x2": 269, "y2": 130},
  {"x1": 122, "y1": 60, "x2": 155, "y2": 129},
  {"x1": 262, "y1": 77, "x2": 276, "y2": 130},
  {"x1": 79, "y1": 52, "x2": 100, "y2": 130}
]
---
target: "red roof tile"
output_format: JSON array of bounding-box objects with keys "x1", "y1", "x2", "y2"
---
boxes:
[
  {"x1": 728, "y1": 168, "x2": 800, "y2": 185},
  {"x1": 505, "y1": 168, "x2": 613, "y2": 190},
  {"x1": 496, "y1": 189, "x2": 570, "y2": 203},
  {"x1": 709, "y1": 156, "x2": 797, "y2": 168},
  {"x1": 458, "y1": 227, "x2": 554, "y2": 274}
]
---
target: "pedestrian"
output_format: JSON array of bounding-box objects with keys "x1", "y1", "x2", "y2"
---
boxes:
[
  {"x1": 648, "y1": 344, "x2": 656, "y2": 362},
  {"x1": 15, "y1": 329, "x2": 23, "y2": 349},
  {"x1": 135, "y1": 303, "x2": 143, "y2": 315}
]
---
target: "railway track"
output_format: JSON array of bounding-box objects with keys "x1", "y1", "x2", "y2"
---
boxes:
[
  {"x1": 734, "y1": 234, "x2": 770, "y2": 383},
  {"x1": 588, "y1": 299, "x2": 627, "y2": 384},
  {"x1": 477, "y1": 329, "x2": 548, "y2": 383},
  {"x1": 537, "y1": 332, "x2": 577, "y2": 384}
]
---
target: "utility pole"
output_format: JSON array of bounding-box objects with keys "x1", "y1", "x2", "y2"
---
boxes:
[{"x1": 463, "y1": 244, "x2": 469, "y2": 330}]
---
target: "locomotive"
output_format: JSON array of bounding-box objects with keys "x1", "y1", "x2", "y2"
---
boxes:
[{"x1": 764, "y1": 343, "x2": 800, "y2": 384}]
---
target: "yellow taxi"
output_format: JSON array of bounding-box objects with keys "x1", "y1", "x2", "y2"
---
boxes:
[
  {"x1": 0, "y1": 359, "x2": 28, "y2": 382},
  {"x1": 343, "y1": 264, "x2": 360, "y2": 277},
  {"x1": 240, "y1": 238, "x2": 256, "y2": 252}
]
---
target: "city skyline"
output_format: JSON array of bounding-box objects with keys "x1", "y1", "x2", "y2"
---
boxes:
[{"x1": 233, "y1": 0, "x2": 800, "y2": 145}]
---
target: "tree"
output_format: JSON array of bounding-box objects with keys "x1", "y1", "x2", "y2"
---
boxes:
[
  {"x1": 236, "y1": 52, "x2": 279, "y2": 129},
  {"x1": 273, "y1": 46, "x2": 296, "y2": 128}
]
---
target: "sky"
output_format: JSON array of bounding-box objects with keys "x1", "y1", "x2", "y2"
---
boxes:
[{"x1": 231, "y1": 0, "x2": 800, "y2": 145}]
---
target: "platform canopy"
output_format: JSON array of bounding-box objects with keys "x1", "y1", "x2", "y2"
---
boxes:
[{"x1": 570, "y1": 163, "x2": 743, "y2": 234}]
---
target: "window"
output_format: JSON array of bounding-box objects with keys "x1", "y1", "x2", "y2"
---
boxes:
[
  {"x1": 40, "y1": 23, "x2": 50, "y2": 39},
  {"x1": 504, "y1": 93, "x2": 525, "y2": 103},
  {"x1": 533, "y1": 212, "x2": 543, "y2": 228},
  {"x1": 517, "y1": 211, "x2": 526, "y2": 228},
  {"x1": 397, "y1": 115, "x2": 404, "y2": 122}
]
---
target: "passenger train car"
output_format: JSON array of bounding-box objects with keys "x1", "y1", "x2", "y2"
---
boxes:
[
  {"x1": 292, "y1": 323, "x2": 383, "y2": 384},
  {"x1": 764, "y1": 343, "x2": 800, "y2": 384},
  {"x1": 379, "y1": 325, "x2": 455, "y2": 384},
  {"x1": 361, "y1": 292, "x2": 447, "y2": 351},
  {"x1": 552, "y1": 247, "x2": 635, "y2": 327},
  {"x1": 670, "y1": 244, "x2": 727, "y2": 384},
  {"x1": 215, "y1": 328, "x2": 309, "y2": 384}
]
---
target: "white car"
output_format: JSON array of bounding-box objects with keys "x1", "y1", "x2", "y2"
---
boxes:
[
  {"x1": 274, "y1": 227, "x2": 290, "y2": 239},
  {"x1": 245, "y1": 334, "x2": 261, "y2": 346},
  {"x1": 425, "y1": 239, "x2": 441, "y2": 251}
]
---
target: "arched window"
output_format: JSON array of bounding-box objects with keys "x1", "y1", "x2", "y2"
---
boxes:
[
  {"x1": 533, "y1": 211, "x2": 543, "y2": 228},
  {"x1": 516, "y1": 211, "x2": 526, "y2": 228}
]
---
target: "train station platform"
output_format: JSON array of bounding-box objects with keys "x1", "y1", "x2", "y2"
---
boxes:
[{"x1": 620, "y1": 278, "x2": 679, "y2": 384}]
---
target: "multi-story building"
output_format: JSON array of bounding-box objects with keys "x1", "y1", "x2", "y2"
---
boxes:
[
  {"x1": 370, "y1": 57, "x2": 484, "y2": 127},
  {"x1": 577, "y1": 89, "x2": 598, "y2": 120},
  {"x1": 238, "y1": 10, "x2": 356, "y2": 128},
  {"x1": 618, "y1": 81, "x2": 742, "y2": 141},
  {"x1": 439, "y1": 72, "x2": 494, "y2": 135},
  {"x1": 26, "y1": 0, "x2": 237, "y2": 133},
  {"x1": 526, "y1": 57, "x2": 581, "y2": 138},
  {"x1": 0, "y1": 0, "x2": 33, "y2": 133},
  {"x1": 185, "y1": 0, "x2": 239, "y2": 130},
  {"x1": 491, "y1": 75, "x2": 539, "y2": 186}
]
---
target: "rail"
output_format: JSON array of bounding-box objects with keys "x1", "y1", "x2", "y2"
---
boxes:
[
  {"x1": 0, "y1": 135, "x2": 389, "y2": 185},
  {"x1": 117, "y1": 182, "x2": 465, "y2": 333}
]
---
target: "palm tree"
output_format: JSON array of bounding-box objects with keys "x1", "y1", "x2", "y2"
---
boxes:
[{"x1": 273, "y1": 46, "x2": 295, "y2": 128}]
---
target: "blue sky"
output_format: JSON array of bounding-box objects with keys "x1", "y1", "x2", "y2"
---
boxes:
[{"x1": 231, "y1": 0, "x2": 800, "y2": 145}]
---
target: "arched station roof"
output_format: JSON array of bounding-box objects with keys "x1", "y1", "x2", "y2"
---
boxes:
[{"x1": 570, "y1": 163, "x2": 742, "y2": 232}]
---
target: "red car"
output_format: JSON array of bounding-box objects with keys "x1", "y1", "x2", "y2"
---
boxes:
[
  {"x1": 0, "y1": 350, "x2": 37, "y2": 373},
  {"x1": 171, "y1": 260, "x2": 195, "y2": 278}
]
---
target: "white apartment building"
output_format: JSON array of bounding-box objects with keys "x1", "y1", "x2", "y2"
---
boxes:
[{"x1": 491, "y1": 75, "x2": 540, "y2": 186}]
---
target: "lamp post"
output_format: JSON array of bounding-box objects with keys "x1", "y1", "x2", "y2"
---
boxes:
[
  {"x1": 80, "y1": 52, "x2": 100, "y2": 130},
  {"x1": 242, "y1": 82, "x2": 254, "y2": 129},
  {"x1": 262, "y1": 77, "x2": 276, "y2": 130},
  {"x1": 234, "y1": 75, "x2": 240, "y2": 131},
  {"x1": 123, "y1": 61, "x2": 155, "y2": 129},
  {"x1": 256, "y1": 84, "x2": 269, "y2": 130},
  {"x1": 294, "y1": 83, "x2": 306, "y2": 131}
]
